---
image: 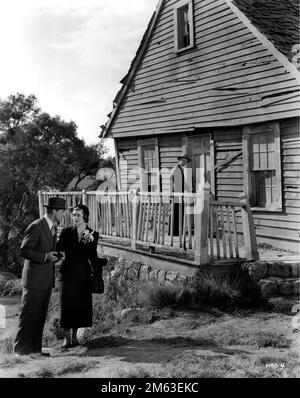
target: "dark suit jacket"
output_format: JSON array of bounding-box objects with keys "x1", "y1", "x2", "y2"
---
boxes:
[{"x1": 19, "y1": 218, "x2": 56, "y2": 290}]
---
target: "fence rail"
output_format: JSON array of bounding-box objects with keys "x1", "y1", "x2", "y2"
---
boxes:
[{"x1": 38, "y1": 185, "x2": 259, "y2": 265}]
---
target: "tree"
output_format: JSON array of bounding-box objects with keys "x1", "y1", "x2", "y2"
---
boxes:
[{"x1": 0, "y1": 93, "x2": 106, "y2": 274}]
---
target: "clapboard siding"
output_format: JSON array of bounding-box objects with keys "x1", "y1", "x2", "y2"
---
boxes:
[
  {"x1": 213, "y1": 119, "x2": 300, "y2": 247},
  {"x1": 159, "y1": 134, "x2": 183, "y2": 192},
  {"x1": 109, "y1": 0, "x2": 300, "y2": 138},
  {"x1": 117, "y1": 139, "x2": 139, "y2": 190},
  {"x1": 214, "y1": 127, "x2": 243, "y2": 204}
]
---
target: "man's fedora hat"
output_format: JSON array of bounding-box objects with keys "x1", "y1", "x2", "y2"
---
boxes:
[
  {"x1": 43, "y1": 197, "x2": 66, "y2": 209},
  {"x1": 177, "y1": 152, "x2": 191, "y2": 162}
]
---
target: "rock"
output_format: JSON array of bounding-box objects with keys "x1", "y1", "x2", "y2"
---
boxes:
[
  {"x1": 139, "y1": 265, "x2": 151, "y2": 281},
  {"x1": 278, "y1": 278, "x2": 296, "y2": 296},
  {"x1": 149, "y1": 269, "x2": 160, "y2": 282},
  {"x1": 268, "y1": 276, "x2": 284, "y2": 289},
  {"x1": 77, "y1": 327, "x2": 93, "y2": 343},
  {"x1": 290, "y1": 263, "x2": 300, "y2": 278},
  {"x1": 165, "y1": 271, "x2": 178, "y2": 283},
  {"x1": 258, "y1": 278, "x2": 278, "y2": 298},
  {"x1": 293, "y1": 279, "x2": 300, "y2": 296},
  {"x1": 157, "y1": 270, "x2": 167, "y2": 285},
  {"x1": 120, "y1": 308, "x2": 148, "y2": 324},
  {"x1": 247, "y1": 262, "x2": 268, "y2": 282},
  {"x1": 176, "y1": 274, "x2": 188, "y2": 288},
  {"x1": 165, "y1": 280, "x2": 175, "y2": 288},
  {"x1": 268, "y1": 297, "x2": 300, "y2": 314},
  {"x1": 268, "y1": 262, "x2": 291, "y2": 278}
]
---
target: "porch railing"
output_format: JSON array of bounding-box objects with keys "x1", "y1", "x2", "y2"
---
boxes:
[{"x1": 38, "y1": 184, "x2": 258, "y2": 265}]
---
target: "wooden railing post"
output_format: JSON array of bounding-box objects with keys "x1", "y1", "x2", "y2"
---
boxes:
[
  {"x1": 239, "y1": 193, "x2": 259, "y2": 261},
  {"x1": 194, "y1": 181, "x2": 210, "y2": 265},
  {"x1": 82, "y1": 189, "x2": 87, "y2": 206},
  {"x1": 38, "y1": 191, "x2": 44, "y2": 218},
  {"x1": 131, "y1": 189, "x2": 140, "y2": 250}
]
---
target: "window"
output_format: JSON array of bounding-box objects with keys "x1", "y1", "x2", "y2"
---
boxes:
[
  {"x1": 138, "y1": 138, "x2": 160, "y2": 192},
  {"x1": 174, "y1": 0, "x2": 194, "y2": 53},
  {"x1": 242, "y1": 122, "x2": 282, "y2": 211}
]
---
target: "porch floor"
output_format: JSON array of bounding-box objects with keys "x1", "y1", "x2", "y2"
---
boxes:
[{"x1": 98, "y1": 235, "x2": 244, "y2": 272}]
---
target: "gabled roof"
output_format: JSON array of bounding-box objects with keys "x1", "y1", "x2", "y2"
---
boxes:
[
  {"x1": 233, "y1": 0, "x2": 299, "y2": 63},
  {"x1": 100, "y1": 0, "x2": 300, "y2": 139}
]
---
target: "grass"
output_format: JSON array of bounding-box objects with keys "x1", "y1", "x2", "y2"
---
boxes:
[
  {"x1": 17, "y1": 360, "x2": 100, "y2": 378},
  {"x1": 0, "y1": 336, "x2": 14, "y2": 353},
  {"x1": 137, "y1": 271, "x2": 265, "y2": 311},
  {"x1": 0, "y1": 278, "x2": 22, "y2": 297},
  {"x1": 114, "y1": 351, "x2": 300, "y2": 378}
]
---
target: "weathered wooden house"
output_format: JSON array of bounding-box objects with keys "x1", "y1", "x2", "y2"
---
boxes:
[{"x1": 100, "y1": 0, "x2": 300, "y2": 252}]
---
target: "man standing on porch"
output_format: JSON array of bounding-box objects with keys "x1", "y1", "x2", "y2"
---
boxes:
[{"x1": 170, "y1": 152, "x2": 191, "y2": 236}]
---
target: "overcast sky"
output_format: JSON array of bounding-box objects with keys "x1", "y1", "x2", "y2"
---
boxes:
[{"x1": 0, "y1": 0, "x2": 158, "y2": 155}]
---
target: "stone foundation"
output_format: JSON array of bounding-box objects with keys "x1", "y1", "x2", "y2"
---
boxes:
[
  {"x1": 110, "y1": 257, "x2": 191, "y2": 289},
  {"x1": 242, "y1": 261, "x2": 300, "y2": 297}
]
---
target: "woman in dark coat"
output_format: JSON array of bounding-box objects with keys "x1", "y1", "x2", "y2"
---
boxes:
[{"x1": 56, "y1": 204, "x2": 99, "y2": 349}]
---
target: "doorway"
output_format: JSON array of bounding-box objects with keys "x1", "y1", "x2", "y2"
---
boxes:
[{"x1": 190, "y1": 134, "x2": 211, "y2": 193}]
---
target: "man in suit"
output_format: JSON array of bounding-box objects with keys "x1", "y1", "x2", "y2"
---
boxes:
[
  {"x1": 14, "y1": 197, "x2": 66, "y2": 357},
  {"x1": 170, "y1": 152, "x2": 191, "y2": 236}
]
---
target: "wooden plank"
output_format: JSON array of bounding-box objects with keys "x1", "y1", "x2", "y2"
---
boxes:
[
  {"x1": 145, "y1": 195, "x2": 151, "y2": 242},
  {"x1": 121, "y1": 64, "x2": 288, "y2": 111},
  {"x1": 226, "y1": 205, "x2": 234, "y2": 258},
  {"x1": 220, "y1": 206, "x2": 227, "y2": 258},
  {"x1": 152, "y1": 199, "x2": 158, "y2": 244},
  {"x1": 170, "y1": 196, "x2": 174, "y2": 246},
  {"x1": 209, "y1": 205, "x2": 214, "y2": 259},
  {"x1": 231, "y1": 206, "x2": 240, "y2": 258},
  {"x1": 255, "y1": 225, "x2": 299, "y2": 240}
]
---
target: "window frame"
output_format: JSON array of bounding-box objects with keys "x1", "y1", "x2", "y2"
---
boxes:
[
  {"x1": 174, "y1": 0, "x2": 195, "y2": 53},
  {"x1": 137, "y1": 138, "x2": 160, "y2": 193},
  {"x1": 242, "y1": 122, "x2": 282, "y2": 212}
]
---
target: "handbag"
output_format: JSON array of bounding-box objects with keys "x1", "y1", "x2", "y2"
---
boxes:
[{"x1": 90, "y1": 257, "x2": 107, "y2": 294}]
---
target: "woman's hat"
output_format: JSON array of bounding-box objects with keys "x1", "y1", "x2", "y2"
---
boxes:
[
  {"x1": 177, "y1": 152, "x2": 191, "y2": 162},
  {"x1": 43, "y1": 197, "x2": 66, "y2": 209}
]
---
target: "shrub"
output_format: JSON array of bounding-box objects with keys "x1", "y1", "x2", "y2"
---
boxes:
[
  {"x1": 0, "y1": 278, "x2": 22, "y2": 297},
  {"x1": 191, "y1": 270, "x2": 265, "y2": 309},
  {"x1": 138, "y1": 283, "x2": 194, "y2": 309}
]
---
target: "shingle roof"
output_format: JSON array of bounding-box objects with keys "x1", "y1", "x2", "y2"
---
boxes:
[{"x1": 233, "y1": 0, "x2": 299, "y2": 62}]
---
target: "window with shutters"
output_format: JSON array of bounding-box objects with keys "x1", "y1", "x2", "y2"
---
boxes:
[
  {"x1": 174, "y1": 0, "x2": 194, "y2": 53},
  {"x1": 242, "y1": 122, "x2": 282, "y2": 211},
  {"x1": 137, "y1": 138, "x2": 160, "y2": 193}
]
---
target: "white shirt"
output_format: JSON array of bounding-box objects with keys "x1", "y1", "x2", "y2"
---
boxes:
[
  {"x1": 44, "y1": 214, "x2": 54, "y2": 233},
  {"x1": 43, "y1": 214, "x2": 55, "y2": 262}
]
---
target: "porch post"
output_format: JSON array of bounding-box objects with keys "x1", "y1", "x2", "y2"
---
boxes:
[
  {"x1": 82, "y1": 189, "x2": 87, "y2": 206},
  {"x1": 131, "y1": 189, "x2": 140, "y2": 250},
  {"x1": 194, "y1": 181, "x2": 210, "y2": 265},
  {"x1": 38, "y1": 191, "x2": 44, "y2": 218},
  {"x1": 239, "y1": 193, "x2": 259, "y2": 261}
]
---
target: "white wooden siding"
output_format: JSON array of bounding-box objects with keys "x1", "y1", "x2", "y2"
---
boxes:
[{"x1": 109, "y1": 0, "x2": 300, "y2": 138}]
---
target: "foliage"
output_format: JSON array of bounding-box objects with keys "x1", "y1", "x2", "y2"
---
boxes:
[
  {"x1": 0, "y1": 278, "x2": 22, "y2": 297},
  {"x1": 190, "y1": 270, "x2": 265, "y2": 309},
  {"x1": 0, "y1": 93, "x2": 106, "y2": 273},
  {"x1": 138, "y1": 271, "x2": 265, "y2": 311}
]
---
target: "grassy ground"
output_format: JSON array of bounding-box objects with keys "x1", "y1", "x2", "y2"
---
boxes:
[
  {"x1": 0, "y1": 245, "x2": 299, "y2": 378},
  {"x1": 0, "y1": 297, "x2": 299, "y2": 378}
]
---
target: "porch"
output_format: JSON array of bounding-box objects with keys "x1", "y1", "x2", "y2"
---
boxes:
[{"x1": 38, "y1": 183, "x2": 259, "y2": 272}]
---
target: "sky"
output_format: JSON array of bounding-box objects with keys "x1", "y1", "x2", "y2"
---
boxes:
[{"x1": 0, "y1": 0, "x2": 158, "y2": 156}]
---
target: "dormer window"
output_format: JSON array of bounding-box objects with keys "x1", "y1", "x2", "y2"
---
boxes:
[{"x1": 174, "y1": 0, "x2": 194, "y2": 53}]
